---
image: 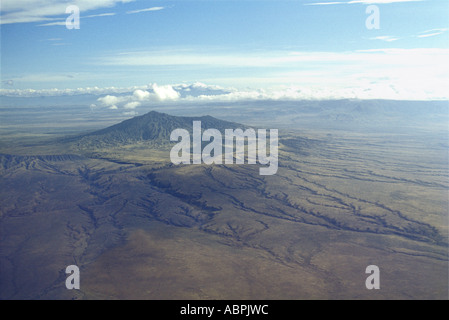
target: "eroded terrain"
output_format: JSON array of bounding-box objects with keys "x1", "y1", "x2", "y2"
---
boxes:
[{"x1": 1, "y1": 123, "x2": 447, "y2": 299}]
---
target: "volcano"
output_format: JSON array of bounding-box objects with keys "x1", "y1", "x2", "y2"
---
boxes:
[{"x1": 72, "y1": 111, "x2": 247, "y2": 149}]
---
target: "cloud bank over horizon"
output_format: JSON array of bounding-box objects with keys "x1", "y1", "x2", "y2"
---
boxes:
[
  {"x1": 2, "y1": 46, "x2": 448, "y2": 101},
  {"x1": 1, "y1": 81, "x2": 447, "y2": 116}
]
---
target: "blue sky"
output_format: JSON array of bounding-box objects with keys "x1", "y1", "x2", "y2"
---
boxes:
[{"x1": 1, "y1": 0, "x2": 448, "y2": 101}]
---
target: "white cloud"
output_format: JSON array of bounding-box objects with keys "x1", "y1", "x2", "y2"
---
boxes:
[
  {"x1": 92, "y1": 84, "x2": 179, "y2": 110},
  {"x1": 417, "y1": 32, "x2": 441, "y2": 38},
  {"x1": 306, "y1": 0, "x2": 423, "y2": 5},
  {"x1": 99, "y1": 48, "x2": 446, "y2": 70},
  {"x1": 85, "y1": 12, "x2": 116, "y2": 18},
  {"x1": 0, "y1": 0, "x2": 133, "y2": 24},
  {"x1": 152, "y1": 84, "x2": 180, "y2": 101},
  {"x1": 348, "y1": 0, "x2": 423, "y2": 3},
  {"x1": 133, "y1": 89, "x2": 151, "y2": 101},
  {"x1": 417, "y1": 28, "x2": 448, "y2": 38},
  {"x1": 0, "y1": 84, "x2": 152, "y2": 97},
  {"x1": 2, "y1": 78, "x2": 448, "y2": 102},
  {"x1": 99, "y1": 50, "x2": 304, "y2": 68},
  {"x1": 4, "y1": 73, "x2": 82, "y2": 83},
  {"x1": 38, "y1": 20, "x2": 66, "y2": 27},
  {"x1": 126, "y1": 7, "x2": 164, "y2": 14},
  {"x1": 173, "y1": 82, "x2": 230, "y2": 97},
  {"x1": 123, "y1": 101, "x2": 141, "y2": 109},
  {"x1": 305, "y1": 2, "x2": 346, "y2": 5},
  {"x1": 98, "y1": 94, "x2": 121, "y2": 106},
  {"x1": 370, "y1": 36, "x2": 400, "y2": 42},
  {"x1": 37, "y1": 11, "x2": 116, "y2": 26}
]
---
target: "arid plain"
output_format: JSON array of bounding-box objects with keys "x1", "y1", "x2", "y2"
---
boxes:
[{"x1": 0, "y1": 100, "x2": 447, "y2": 299}]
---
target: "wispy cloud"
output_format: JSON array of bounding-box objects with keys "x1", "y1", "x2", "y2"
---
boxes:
[
  {"x1": 367, "y1": 28, "x2": 447, "y2": 41},
  {"x1": 2, "y1": 46, "x2": 447, "y2": 100},
  {"x1": 0, "y1": 0, "x2": 133, "y2": 25},
  {"x1": 2, "y1": 80, "x2": 14, "y2": 87},
  {"x1": 98, "y1": 48, "x2": 449, "y2": 70},
  {"x1": 38, "y1": 21, "x2": 67, "y2": 27},
  {"x1": 0, "y1": 72, "x2": 122, "y2": 88},
  {"x1": 37, "y1": 11, "x2": 116, "y2": 27},
  {"x1": 306, "y1": 0, "x2": 423, "y2": 5},
  {"x1": 126, "y1": 7, "x2": 165, "y2": 14},
  {"x1": 349, "y1": 0, "x2": 423, "y2": 3},
  {"x1": 417, "y1": 28, "x2": 448, "y2": 38},
  {"x1": 0, "y1": 85, "x2": 152, "y2": 97},
  {"x1": 305, "y1": 1, "x2": 346, "y2": 5},
  {"x1": 71, "y1": 48, "x2": 449, "y2": 100},
  {"x1": 99, "y1": 49, "x2": 363, "y2": 68},
  {"x1": 370, "y1": 35, "x2": 400, "y2": 42},
  {"x1": 85, "y1": 12, "x2": 116, "y2": 18}
]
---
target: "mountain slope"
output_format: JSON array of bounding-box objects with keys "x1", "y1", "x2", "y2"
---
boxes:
[{"x1": 72, "y1": 111, "x2": 247, "y2": 149}]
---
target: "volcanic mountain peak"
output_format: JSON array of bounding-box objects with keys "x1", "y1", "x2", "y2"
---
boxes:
[{"x1": 74, "y1": 110, "x2": 247, "y2": 149}]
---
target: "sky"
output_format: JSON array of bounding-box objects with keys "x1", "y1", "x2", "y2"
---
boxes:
[{"x1": 1, "y1": 0, "x2": 448, "y2": 103}]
